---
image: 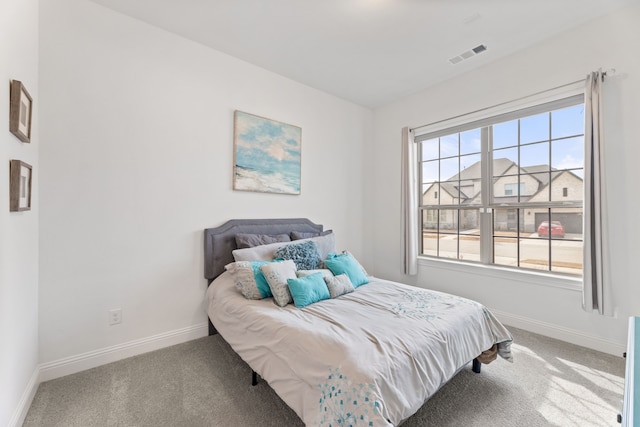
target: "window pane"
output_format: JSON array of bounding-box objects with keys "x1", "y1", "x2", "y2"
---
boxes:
[
  {"x1": 520, "y1": 112, "x2": 549, "y2": 144},
  {"x1": 422, "y1": 231, "x2": 438, "y2": 256},
  {"x1": 520, "y1": 237, "x2": 549, "y2": 271},
  {"x1": 460, "y1": 154, "x2": 481, "y2": 179},
  {"x1": 422, "y1": 160, "x2": 438, "y2": 183},
  {"x1": 493, "y1": 147, "x2": 518, "y2": 169},
  {"x1": 458, "y1": 209, "x2": 480, "y2": 261},
  {"x1": 460, "y1": 129, "x2": 481, "y2": 155},
  {"x1": 493, "y1": 208, "x2": 519, "y2": 233},
  {"x1": 552, "y1": 136, "x2": 584, "y2": 171},
  {"x1": 438, "y1": 209, "x2": 457, "y2": 233},
  {"x1": 493, "y1": 176, "x2": 520, "y2": 201},
  {"x1": 522, "y1": 208, "x2": 539, "y2": 235},
  {"x1": 493, "y1": 235, "x2": 518, "y2": 268},
  {"x1": 550, "y1": 208, "x2": 583, "y2": 240},
  {"x1": 551, "y1": 240, "x2": 583, "y2": 276},
  {"x1": 440, "y1": 134, "x2": 458, "y2": 157},
  {"x1": 552, "y1": 104, "x2": 584, "y2": 139},
  {"x1": 459, "y1": 179, "x2": 480, "y2": 205},
  {"x1": 422, "y1": 138, "x2": 439, "y2": 161},
  {"x1": 422, "y1": 183, "x2": 439, "y2": 205},
  {"x1": 523, "y1": 172, "x2": 551, "y2": 203},
  {"x1": 440, "y1": 157, "x2": 458, "y2": 181},
  {"x1": 533, "y1": 210, "x2": 550, "y2": 239},
  {"x1": 550, "y1": 172, "x2": 583, "y2": 203},
  {"x1": 422, "y1": 209, "x2": 438, "y2": 231},
  {"x1": 520, "y1": 141, "x2": 549, "y2": 169},
  {"x1": 492, "y1": 120, "x2": 518, "y2": 149}
]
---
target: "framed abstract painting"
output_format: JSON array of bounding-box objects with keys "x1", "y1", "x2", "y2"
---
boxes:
[{"x1": 233, "y1": 111, "x2": 301, "y2": 195}]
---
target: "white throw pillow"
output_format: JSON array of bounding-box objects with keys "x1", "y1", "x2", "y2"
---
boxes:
[
  {"x1": 233, "y1": 232, "x2": 336, "y2": 263},
  {"x1": 324, "y1": 273, "x2": 355, "y2": 299},
  {"x1": 260, "y1": 260, "x2": 298, "y2": 307}
]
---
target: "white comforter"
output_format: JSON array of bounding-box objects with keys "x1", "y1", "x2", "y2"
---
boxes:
[{"x1": 207, "y1": 273, "x2": 512, "y2": 426}]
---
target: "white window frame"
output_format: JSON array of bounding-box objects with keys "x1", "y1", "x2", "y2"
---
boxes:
[{"x1": 414, "y1": 92, "x2": 585, "y2": 281}]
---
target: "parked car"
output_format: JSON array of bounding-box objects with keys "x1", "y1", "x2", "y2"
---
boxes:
[{"x1": 537, "y1": 220, "x2": 565, "y2": 238}]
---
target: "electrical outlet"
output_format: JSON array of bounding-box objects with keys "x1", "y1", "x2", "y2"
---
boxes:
[{"x1": 109, "y1": 308, "x2": 122, "y2": 325}]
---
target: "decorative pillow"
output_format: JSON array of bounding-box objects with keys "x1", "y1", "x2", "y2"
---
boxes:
[
  {"x1": 324, "y1": 273, "x2": 355, "y2": 299},
  {"x1": 345, "y1": 250, "x2": 368, "y2": 276},
  {"x1": 296, "y1": 269, "x2": 334, "y2": 280},
  {"x1": 233, "y1": 233, "x2": 336, "y2": 263},
  {"x1": 287, "y1": 273, "x2": 331, "y2": 308},
  {"x1": 224, "y1": 261, "x2": 272, "y2": 299},
  {"x1": 290, "y1": 229, "x2": 333, "y2": 240},
  {"x1": 274, "y1": 240, "x2": 321, "y2": 270},
  {"x1": 260, "y1": 260, "x2": 298, "y2": 307},
  {"x1": 235, "y1": 233, "x2": 291, "y2": 249},
  {"x1": 324, "y1": 252, "x2": 369, "y2": 287}
]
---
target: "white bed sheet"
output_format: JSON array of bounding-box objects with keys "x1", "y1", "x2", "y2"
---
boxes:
[{"x1": 207, "y1": 272, "x2": 512, "y2": 426}]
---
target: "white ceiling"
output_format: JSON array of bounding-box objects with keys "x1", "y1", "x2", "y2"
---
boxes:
[{"x1": 88, "y1": 0, "x2": 634, "y2": 108}]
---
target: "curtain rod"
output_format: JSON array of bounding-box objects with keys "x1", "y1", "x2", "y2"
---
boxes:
[{"x1": 410, "y1": 69, "x2": 615, "y2": 133}]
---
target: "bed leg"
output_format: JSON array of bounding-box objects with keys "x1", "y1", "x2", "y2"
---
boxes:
[
  {"x1": 252, "y1": 371, "x2": 258, "y2": 386},
  {"x1": 472, "y1": 358, "x2": 481, "y2": 374}
]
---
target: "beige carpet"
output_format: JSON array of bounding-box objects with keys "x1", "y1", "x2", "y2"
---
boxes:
[{"x1": 23, "y1": 327, "x2": 625, "y2": 426}]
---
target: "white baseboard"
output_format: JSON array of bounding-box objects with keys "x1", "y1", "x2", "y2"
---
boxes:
[
  {"x1": 8, "y1": 366, "x2": 40, "y2": 427},
  {"x1": 491, "y1": 308, "x2": 626, "y2": 357},
  {"x1": 39, "y1": 323, "x2": 208, "y2": 382}
]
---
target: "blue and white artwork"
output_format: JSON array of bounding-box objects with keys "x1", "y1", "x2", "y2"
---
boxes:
[{"x1": 233, "y1": 111, "x2": 301, "y2": 195}]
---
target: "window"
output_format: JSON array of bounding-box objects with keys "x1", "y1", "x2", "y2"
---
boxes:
[
  {"x1": 504, "y1": 183, "x2": 525, "y2": 196},
  {"x1": 417, "y1": 95, "x2": 584, "y2": 276}
]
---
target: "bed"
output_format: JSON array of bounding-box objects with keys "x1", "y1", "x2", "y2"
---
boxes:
[{"x1": 204, "y1": 218, "x2": 512, "y2": 426}]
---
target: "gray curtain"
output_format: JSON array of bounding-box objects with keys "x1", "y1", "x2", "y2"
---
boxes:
[
  {"x1": 583, "y1": 70, "x2": 613, "y2": 316},
  {"x1": 401, "y1": 127, "x2": 418, "y2": 275}
]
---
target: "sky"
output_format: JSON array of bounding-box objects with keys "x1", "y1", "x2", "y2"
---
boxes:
[{"x1": 421, "y1": 103, "x2": 585, "y2": 183}]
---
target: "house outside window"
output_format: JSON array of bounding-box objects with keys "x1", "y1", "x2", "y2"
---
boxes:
[
  {"x1": 504, "y1": 183, "x2": 525, "y2": 196},
  {"x1": 417, "y1": 95, "x2": 584, "y2": 276}
]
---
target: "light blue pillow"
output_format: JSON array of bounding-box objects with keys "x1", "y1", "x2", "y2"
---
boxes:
[
  {"x1": 324, "y1": 252, "x2": 369, "y2": 287},
  {"x1": 287, "y1": 272, "x2": 330, "y2": 308}
]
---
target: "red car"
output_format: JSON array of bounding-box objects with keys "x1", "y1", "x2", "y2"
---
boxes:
[{"x1": 537, "y1": 220, "x2": 565, "y2": 238}]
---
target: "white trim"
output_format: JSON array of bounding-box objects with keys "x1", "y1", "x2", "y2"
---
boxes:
[
  {"x1": 8, "y1": 367, "x2": 40, "y2": 427},
  {"x1": 491, "y1": 307, "x2": 625, "y2": 357},
  {"x1": 40, "y1": 323, "x2": 208, "y2": 382},
  {"x1": 413, "y1": 80, "x2": 584, "y2": 137},
  {"x1": 417, "y1": 256, "x2": 582, "y2": 291}
]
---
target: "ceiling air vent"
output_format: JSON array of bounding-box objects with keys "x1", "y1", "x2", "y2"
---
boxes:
[{"x1": 448, "y1": 44, "x2": 487, "y2": 65}]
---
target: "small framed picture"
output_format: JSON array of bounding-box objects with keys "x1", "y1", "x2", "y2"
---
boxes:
[
  {"x1": 9, "y1": 160, "x2": 32, "y2": 212},
  {"x1": 9, "y1": 80, "x2": 33, "y2": 143}
]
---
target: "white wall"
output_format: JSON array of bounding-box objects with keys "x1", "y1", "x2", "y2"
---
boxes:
[
  {"x1": 370, "y1": 4, "x2": 640, "y2": 355},
  {"x1": 38, "y1": 0, "x2": 371, "y2": 368},
  {"x1": 0, "y1": 0, "x2": 40, "y2": 425}
]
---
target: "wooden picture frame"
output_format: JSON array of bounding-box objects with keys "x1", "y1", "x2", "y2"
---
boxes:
[
  {"x1": 9, "y1": 160, "x2": 32, "y2": 212},
  {"x1": 9, "y1": 80, "x2": 33, "y2": 143}
]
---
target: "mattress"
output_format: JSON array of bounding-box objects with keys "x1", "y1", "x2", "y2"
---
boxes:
[{"x1": 207, "y1": 272, "x2": 512, "y2": 426}]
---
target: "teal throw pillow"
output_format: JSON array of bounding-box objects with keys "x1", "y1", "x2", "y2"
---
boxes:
[
  {"x1": 324, "y1": 252, "x2": 369, "y2": 287},
  {"x1": 287, "y1": 272, "x2": 330, "y2": 308}
]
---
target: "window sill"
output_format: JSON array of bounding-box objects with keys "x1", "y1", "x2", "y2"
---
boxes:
[{"x1": 416, "y1": 256, "x2": 582, "y2": 291}]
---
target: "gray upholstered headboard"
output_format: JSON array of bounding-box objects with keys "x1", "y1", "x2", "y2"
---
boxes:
[{"x1": 203, "y1": 218, "x2": 323, "y2": 283}]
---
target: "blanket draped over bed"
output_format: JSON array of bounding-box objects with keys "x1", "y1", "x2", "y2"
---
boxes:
[{"x1": 208, "y1": 272, "x2": 512, "y2": 426}]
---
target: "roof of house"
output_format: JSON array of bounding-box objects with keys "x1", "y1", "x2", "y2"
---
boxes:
[{"x1": 424, "y1": 158, "x2": 583, "y2": 204}]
